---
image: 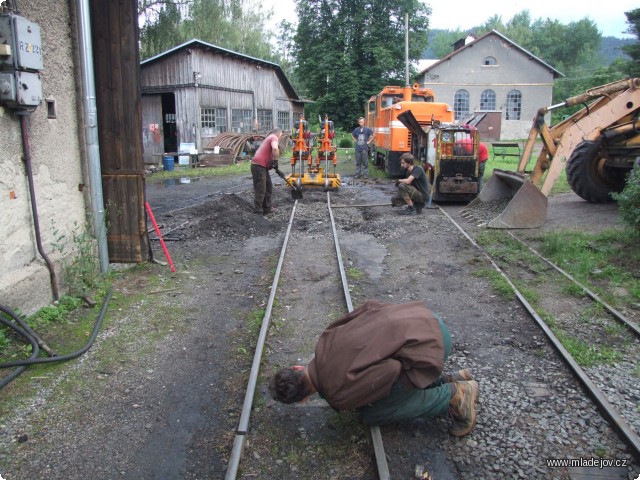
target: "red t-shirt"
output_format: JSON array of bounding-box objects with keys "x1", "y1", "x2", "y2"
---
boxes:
[
  {"x1": 251, "y1": 133, "x2": 279, "y2": 168},
  {"x1": 456, "y1": 138, "x2": 489, "y2": 163}
]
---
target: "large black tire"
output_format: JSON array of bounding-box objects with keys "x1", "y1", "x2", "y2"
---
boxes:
[{"x1": 566, "y1": 140, "x2": 625, "y2": 203}]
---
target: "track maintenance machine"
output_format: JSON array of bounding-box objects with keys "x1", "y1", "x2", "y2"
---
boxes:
[
  {"x1": 466, "y1": 77, "x2": 640, "y2": 228},
  {"x1": 286, "y1": 115, "x2": 341, "y2": 192},
  {"x1": 397, "y1": 110, "x2": 483, "y2": 203},
  {"x1": 366, "y1": 83, "x2": 454, "y2": 176}
]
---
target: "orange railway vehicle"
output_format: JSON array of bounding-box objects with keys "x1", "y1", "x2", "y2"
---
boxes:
[{"x1": 366, "y1": 83, "x2": 454, "y2": 176}]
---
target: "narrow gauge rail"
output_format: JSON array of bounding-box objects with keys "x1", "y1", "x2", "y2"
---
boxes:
[
  {"x1": 225, "y1": 193, "x2": 391, "y2": 480},
  {"x1": 439, "y1": 206, "x2": 640, "y2": 461}
]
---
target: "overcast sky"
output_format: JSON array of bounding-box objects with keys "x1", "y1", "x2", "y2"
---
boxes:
[{"x1": 263, "y1": 0, "x2": 636, "y2": 39}]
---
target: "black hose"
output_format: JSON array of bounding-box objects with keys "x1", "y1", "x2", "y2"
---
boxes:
[
  {"x1": 0, "y1": 289, "x2": 113, "y2": 388},
  {"x1": 0, "y1": 312, "x2": 40, "y2": 389},
  {"x1": 18, "y1": 112, "x2": 59, "y2": 301}
]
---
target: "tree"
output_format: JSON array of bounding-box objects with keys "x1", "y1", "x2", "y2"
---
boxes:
[
  {"x1": 138, "y1": 0, "x2": 277, "y2": 60},
  {"x1": 620, "y1": 8, "x2": 640, "y2": 76},
  {"x1": 139, "y1": 2, "x2": 185, "y2": 59},
  {"x1": 293, "y1": 0, "x2": 431, "y2": 129}
]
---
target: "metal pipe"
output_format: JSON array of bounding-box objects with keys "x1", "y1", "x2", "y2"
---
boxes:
[
  {"x1": 405, "y1": 13, "x2": 409, "y2": 87},
  {"x1": 76, "y1": 0, "x2": 109, "y2": 273},
  {"x1": 18, "y1": 113, "x2": 59, "y2": 301}
]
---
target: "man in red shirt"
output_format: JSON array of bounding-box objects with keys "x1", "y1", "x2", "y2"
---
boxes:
[
  {"x1": 456, "y1": 134, "x2": 489, "y2": 190},
  {"x1": 251, "y1": 128, "x2": 285, "y2": 214}
]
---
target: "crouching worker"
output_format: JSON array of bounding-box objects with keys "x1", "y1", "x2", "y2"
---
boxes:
[
  {"x1": 269, "y1": 300, "x2": 479, "y2": 437},
  {"x1": 391, "y1": 153, "x2": 429, "y2": 215}
]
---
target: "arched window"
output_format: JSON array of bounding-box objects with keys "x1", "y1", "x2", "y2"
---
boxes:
[
  {"x1": 480, "y1": 89, "x2": 496, "y2": 111},
  {"x1": 483, "y1": 56, "x2": 497, "y2": 66},
  {"x1": 506, "y1": 90, "x2": 522, "y2": 120},
  {"x1": 454, "y1": 89, "x2": 470, "y2": 121}
]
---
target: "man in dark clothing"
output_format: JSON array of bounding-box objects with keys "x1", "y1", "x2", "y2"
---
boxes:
[
  {"x1": 351, "y1": 117, "x2": 374, "y2": 178},
  {"x1": 269, "y1": 300, "x2": 479, "y2": 437},
  {"x1": 392, "y1": 153, "x2": 429, "y2": 215},
  {"x1": 251, "y1": 128, "x2": 285, "y2": 214}
]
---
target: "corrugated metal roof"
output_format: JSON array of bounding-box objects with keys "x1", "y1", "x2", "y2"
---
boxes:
[{"x1": 140, "y1": 39, "x2": 301, "y2": 101}]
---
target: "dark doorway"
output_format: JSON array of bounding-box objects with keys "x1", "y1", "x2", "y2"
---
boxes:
[{"x1": 161, "y1": 92, "x2": 177, "y2": 153}]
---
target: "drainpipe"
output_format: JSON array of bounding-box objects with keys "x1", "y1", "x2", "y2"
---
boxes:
[{"x1": 76, "y1": 0, "x2": 109, "y2": 273}]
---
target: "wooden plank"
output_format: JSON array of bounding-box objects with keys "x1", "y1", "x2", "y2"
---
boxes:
[{"x1": 90, "y1": 0, "x2": 147, "y2": 264}]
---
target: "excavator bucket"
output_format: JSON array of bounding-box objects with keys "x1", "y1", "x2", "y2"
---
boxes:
[{"x1": 464, "y1": 169, "x2": 548, "y2": 228}]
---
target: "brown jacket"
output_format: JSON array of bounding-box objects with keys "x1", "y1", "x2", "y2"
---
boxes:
[{"x1": 307, "y1": 300, "x2": 445, "y2": 410}]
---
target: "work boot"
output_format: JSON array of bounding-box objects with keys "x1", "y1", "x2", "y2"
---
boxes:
[
  {"x1": 415, "y1": 202, "x2": 425, "y2": 214},
  {"x1": 448, "y1": 380, "x2": 479, "y2": 437},
  {"x1": 398, "y1": 205, "x2": 416, "y2": 216},
  {"x1": 442, "y1": 369, "x2": 474, "y2": 384}
]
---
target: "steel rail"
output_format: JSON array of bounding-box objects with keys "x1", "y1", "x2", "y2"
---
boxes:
[
  {"x1": 439, "y1": 206, "x2": 640, "y2": 460},
  {"x1": 327, "y1": 192, "x2": 391, "y2": 479},
  {"x1": 506, "y1": 231, "x2": 640, "y2": 337},
  {"x1": 225, "y1": 200, "x2": 300, "y2": 480},
  {"x1": 225, "y1": 194, "x2": 392, "y2": 479}
]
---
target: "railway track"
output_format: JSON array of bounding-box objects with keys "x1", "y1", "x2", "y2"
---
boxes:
[
  {"x1": 447, "y1": 206, "x2": 640, "y2": 461},
  {"x1": 224, "y1": 192, "x2": 391, "y2": 479},
  {"x1": 144, "y1": 176, "x2": 638, "y2": 477}
]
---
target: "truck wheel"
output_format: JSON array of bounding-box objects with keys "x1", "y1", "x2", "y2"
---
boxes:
[{"x1": 566, "y1": 140, "x2": 624, "y2": 203}]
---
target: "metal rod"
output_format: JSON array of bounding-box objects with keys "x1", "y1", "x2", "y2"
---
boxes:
[
  {"x1": 330, "y1": 203, "x2": 392, "y2": 208},
  {"x1": 225, "y1": 200, "x2": 300, "y2": 480},
  {"x1": 440, "y1": 207, "x2": 640, "y2": 460},
  {"x1": 328, "y1": 192, "x2": 390, "y2": 479},
  {"x1": 507, "y1": 231, "x2": 640, "y2": 337}
]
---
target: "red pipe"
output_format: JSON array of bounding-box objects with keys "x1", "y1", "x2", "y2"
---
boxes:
[{"x1": 145, "y1": 202, "x2": 176, "y2": 272}]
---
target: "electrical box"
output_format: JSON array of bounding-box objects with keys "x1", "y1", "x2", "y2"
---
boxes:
[{"x1": 0, "y1": 13, "x2": 43, "y2": 108}]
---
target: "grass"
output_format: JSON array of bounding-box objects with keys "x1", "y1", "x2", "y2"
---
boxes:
[
  {"x1": 0, "y1": 262, "x2": 181, "y2": 418},
  {"x1": 552, "y1": 328, "x2": 621, "y2": 367},
  {"x1": 474, "y1": 225, "x2": 638, "y2": 368},
  {"x1": 485, "y1": 142, "x2": 572, "y2": 196},
  {"x1": 147, "y1": 160, "x2": 251, "y2": 183}
]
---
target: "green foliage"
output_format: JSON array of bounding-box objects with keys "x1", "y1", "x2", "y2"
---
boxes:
[
  {"x1": 139, "y1": 0, "x2": 277, "y2": 61},
  {"x1": 553, "y1": 329, "x2": 621, "y2": 367},
  {"x1": 294, "y1": 0, "x2": 431, "y2": 129},
  {"x1": 338, "y1": 137, "x2": 353, "y2": 148},
  {"x1": 620, "y1": 8, "x2": 640, "y2": 76},
  {"x1": 612, "y1": 165, "x2": 640, "y2": 235},
  {"x1": 29, "y1": 296, "x2": 82, "y2": 327}
]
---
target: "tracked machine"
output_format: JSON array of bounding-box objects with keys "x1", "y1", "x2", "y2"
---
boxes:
[
  {"x1": 286, "y1": 115, "x2": 341, "y2": 192},
  {"x1": 466, "y1": 77, "x2": 640, "y2": 228}
]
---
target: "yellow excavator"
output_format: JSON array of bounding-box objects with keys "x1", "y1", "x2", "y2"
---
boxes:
[{"x1": 466, "y1": 77, "x2": 640, "y2": 228}]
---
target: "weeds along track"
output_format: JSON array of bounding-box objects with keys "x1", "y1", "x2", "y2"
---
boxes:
[
  {"x1": 225, "y1": 192, "x2": 391, "y2": 480},
  {"x1": 442, "y1": 206, "x2": 640, "y2": 460}
]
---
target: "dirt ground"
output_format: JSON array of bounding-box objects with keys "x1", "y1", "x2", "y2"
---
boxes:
[{"x1": 1, "y1": 163, "x2": 636, "y2": 480}]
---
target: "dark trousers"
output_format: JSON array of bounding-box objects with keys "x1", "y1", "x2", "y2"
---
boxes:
[
  {"x1": 360, "y1": 317, "x2": 453, "y2": 425},
  {"x1": 251, "y1": 163, "x2": 272, "y2": 213}
]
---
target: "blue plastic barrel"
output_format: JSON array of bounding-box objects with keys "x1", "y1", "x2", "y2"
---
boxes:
[{"x1": 163, "y1": 156, "x2": 175, "y2": 171}]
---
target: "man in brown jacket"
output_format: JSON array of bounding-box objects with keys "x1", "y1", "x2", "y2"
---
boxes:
[{"x1": 269, "y1": 300, "x2": 479, "y2": 437}]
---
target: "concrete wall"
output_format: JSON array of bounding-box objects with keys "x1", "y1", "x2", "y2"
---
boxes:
[
  {"x1": 0, "y1": 1, "x2": 89, "y2": 314},
  {"x1": 420, "y1": 33, "x2": 556, "y2": 140}
]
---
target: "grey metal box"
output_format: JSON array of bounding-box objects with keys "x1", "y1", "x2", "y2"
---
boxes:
[{"x1": 0, "y1": 14, "x2": 43, "y2": 71}]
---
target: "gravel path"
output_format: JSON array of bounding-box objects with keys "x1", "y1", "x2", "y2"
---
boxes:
[{"x1": 1, "y1": 173, "x2": 638, "y2": 479}]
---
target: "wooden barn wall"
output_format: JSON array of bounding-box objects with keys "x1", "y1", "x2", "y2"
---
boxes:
[
  {"x1": 141, "y1": 95, "x2": 164, "y2": 165},
  {"x1": 141, "y1": 46, "x2": 297, "y2": 149},
  {"x1": 90, "y1": 0, "x2": 148, "y2": 263}
]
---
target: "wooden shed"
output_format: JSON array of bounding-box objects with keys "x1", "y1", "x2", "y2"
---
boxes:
[{"x1": 140, "y1": 39, "x2": 303, "y2": 165}]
